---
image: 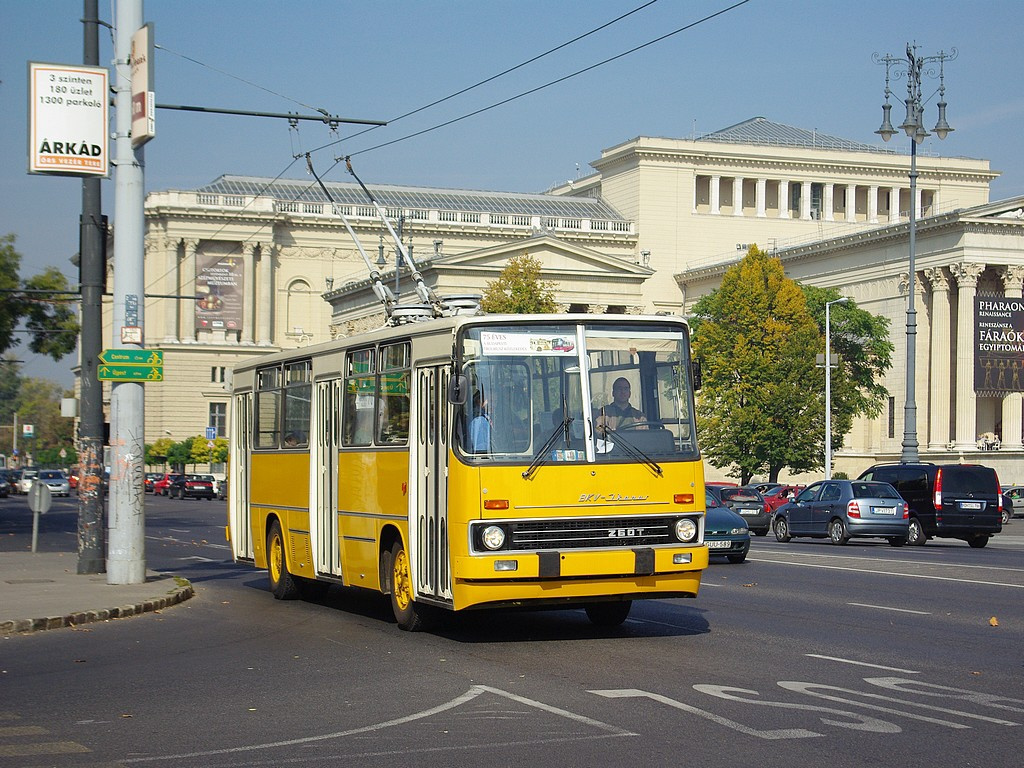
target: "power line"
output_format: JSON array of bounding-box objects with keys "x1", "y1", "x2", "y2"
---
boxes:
[{"x1": 344, "y1": 0, "x2": 753, "y2": 159}]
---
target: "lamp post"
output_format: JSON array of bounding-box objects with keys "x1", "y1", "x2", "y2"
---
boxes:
[
  {"x1": 824, "y1": 297, "x2": 849, "y2": 479},
  {"x1": 874, "y1": 43, "x2": 956, "y2": 464}
]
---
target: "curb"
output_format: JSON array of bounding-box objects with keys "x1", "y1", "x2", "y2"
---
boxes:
[{"x1": 0, "y1": 579, "x2": 195, "y2": 636}]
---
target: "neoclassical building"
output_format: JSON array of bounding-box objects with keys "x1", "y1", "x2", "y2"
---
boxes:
[{"x1": 95, "y1": 117, "x2": 1023, "y2": 481}]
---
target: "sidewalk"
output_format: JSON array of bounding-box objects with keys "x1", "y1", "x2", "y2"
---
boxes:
[{"x1": 0, "y1": 550, "x2": 194, "y2": 636}]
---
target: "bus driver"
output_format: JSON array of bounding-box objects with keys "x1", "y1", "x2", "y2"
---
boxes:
[{"x1": 595, "y1": 377, "x2": 647, "y2": 435}]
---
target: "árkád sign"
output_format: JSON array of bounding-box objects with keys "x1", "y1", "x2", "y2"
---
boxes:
[{"x1": 28, "y1": 62, "x2": 109, "y2": 177}]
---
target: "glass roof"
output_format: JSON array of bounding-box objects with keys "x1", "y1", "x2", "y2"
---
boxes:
[
  {"x1": 699, "y1": 116, "x2": 891, "y2": 154},
  {"x1": 197, "y1": 175, "x2": 626, "y2": 220}
]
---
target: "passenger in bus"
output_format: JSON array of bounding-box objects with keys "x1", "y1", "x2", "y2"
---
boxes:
[
  {"x1": 284, "y1": 432, "x2": 300, "y2": 447},
  {"x1": 595, "y1": 377, "x2": 647, "y2": 435},
  {"x1": 469, "y1": 390, "x2": 491, "y2": 452}
]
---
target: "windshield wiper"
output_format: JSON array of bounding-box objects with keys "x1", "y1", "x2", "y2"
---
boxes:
[
  {"x1": 600, "y1": 426, "x2": 663, "y2": 476},
  {"x1": 522, "y1": 415, "x2": 574, "y2": 480}
]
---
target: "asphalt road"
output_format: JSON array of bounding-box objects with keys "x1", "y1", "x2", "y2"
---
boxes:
[{"x1": 1, "y1": 492, "x2": 1022, "y2": 768}]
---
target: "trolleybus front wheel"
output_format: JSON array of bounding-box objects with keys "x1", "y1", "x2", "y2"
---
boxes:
[
  {"x1": 267, "y1": 520, "x2": 300, "y2": 600},
  {"x1": 389, "y1": 540, "x2": 429, "y2": 631},
  {"x1": 584, "y1": 600, "x2": 632, "y2": 627}
]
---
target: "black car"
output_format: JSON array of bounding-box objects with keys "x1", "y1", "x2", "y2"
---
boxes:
[
  {"x1": 858, "y1": 462, "x2": 1002, "y2": 547},
  {"x1": 0, "y1": 469, "x2": 9, "y2": 498},
  {"x1": 707, "y1": 484, "x2": 770, "y2": 536},
  {"x1": 704, "y1": 491, "x2": 751, "y2": 563},
  {"x1": 168, "y1": 474, "x2": 216, "y2": 500}
]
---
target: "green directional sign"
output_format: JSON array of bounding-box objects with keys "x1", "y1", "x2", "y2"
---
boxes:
[
  {"x1": 98, "y1": 364, "x2": 164, "y2": 382},
  {"x1": 99, "y1": 348, "x2": 164, "y2": 365}
]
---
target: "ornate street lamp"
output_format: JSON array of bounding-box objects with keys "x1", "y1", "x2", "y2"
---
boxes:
[{"x1": 874, "y1": 43, "x2": 956, "y2": 463}]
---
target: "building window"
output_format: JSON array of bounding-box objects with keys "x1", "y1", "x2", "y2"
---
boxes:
[
  {"x1": 888, "y1": 396, "x2": 896, "y2": 439},
  {"x1": 211, "y1": 366, "x2": 226, "y2": 383},
  {"x1": 209, "y1": 403, "x2": 227, "y2": 438}
]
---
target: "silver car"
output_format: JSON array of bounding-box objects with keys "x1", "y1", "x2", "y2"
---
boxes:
[
  {"x1": 772, "y1": 479, "x2": 909, "y2": 546},
  {"x1": 17, "y1": 468, "x2": 39, "y2": 494},
  {"x1": 38, "y1": 469, "x2": 71, "y2": 497}
]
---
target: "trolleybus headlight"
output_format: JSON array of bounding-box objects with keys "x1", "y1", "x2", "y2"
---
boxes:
[
  {"x1": 481, "y1": 525, "x2": 507, "y2": 551},
  {"x1": 674, "y1": 517, "x2": 698, "y2": 543}
]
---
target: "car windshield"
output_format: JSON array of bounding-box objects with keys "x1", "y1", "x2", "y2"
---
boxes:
[
  {"x1": 721, "y1": 488, "x2": 762, "y2": 502},
  {"x1": 851, "y1": 481, "x2": 900, "y2": 499},
  {"x1": 40, "y1": 471, "x2": 63, "y2": 479}
]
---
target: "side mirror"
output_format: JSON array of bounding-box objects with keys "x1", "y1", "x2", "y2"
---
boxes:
[{"x1": 447, "y1": 374, "x2": 468, "y2": 405}]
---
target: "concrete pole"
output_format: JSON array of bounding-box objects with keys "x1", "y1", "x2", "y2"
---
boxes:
[
  {"x1": 78, "y1": 0, "x2": 106, "y2": 575},
  {"x1": 107, "y1": 0, "x2": 146, "y2": 584}
]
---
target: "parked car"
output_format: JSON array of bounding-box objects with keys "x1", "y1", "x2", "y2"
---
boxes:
[
  {"x1": 152, "y1": 473, "x2": 180, "y2": 496},
  {"x1": 761, "y1": 484, "x2": 805, "y2": 514},
  {"x1": 17, "y1": 468, "x2": 39, "y2": 494},
  {"x1": 216, "y1": 475, "x2": 228, "y2": 501},
  {"x1": 144, "y1": 472, "x2": 163, "y2": 493},
  {"x1": 858, "y1": 462, "x2": 1002, "y2": 547},
  {"x1": 772, "y1": 479, "x2": 909, "y2": 546},
  {"x1": 1002, "y1": 486, "x2": 1024, "y2": 519},
  {"x1": 0, "y1": 469, "x2": 9, "y2": 498},
  {"x1": 707, "y1": 483, "x2": 770, "y2": 536},
  {"x1": 169, "y1": 474, "x2": 215, "y2": 500},
  {"x1": 1000, "y1": 493, "x2": 1013, "y2": 525},
  {"x1": 704, "y1": 490, "x2": 750, "y2": 563},
  {"x1": 37, "y1": 469, "x2": 70, "y2": 497}
]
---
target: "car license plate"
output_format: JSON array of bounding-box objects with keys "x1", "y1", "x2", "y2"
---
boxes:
[
  {"x1": 960, "y1": 501, "x2": 983, "y2": 510},
  {"x1": 871, "y1": 506, "x2": 897, "y2": 515},
  {"x1": 707, "y1": 540, "x2": 732, "y2": 549},
  {"x1": 738, "y1": 508, "x2": 758, "y2": 515}
]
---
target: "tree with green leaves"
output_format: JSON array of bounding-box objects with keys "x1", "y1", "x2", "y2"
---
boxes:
[
  {"x1": 480, "y1": 254, "x2": 557, "y2": 314},
  {"x1": 691, "y1": 247, "x2": 823, "y2": 484},
  {"x1": 0, "y1": 233, "x2": 79, "y2": 360},
  {"x1": 691, "y1": 247, "x2": 893, "y2": 483}
]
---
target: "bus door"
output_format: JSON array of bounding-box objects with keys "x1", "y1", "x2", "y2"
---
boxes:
[
  {"x1": 412, "y1": 364, "x2": 453, "y2": 604},
  {"x1": 230, "y1": 392, "x2": 254, "y2": 560},
  {"x1": 312, "y1": 379, "x2": 342, "y2": 578}
]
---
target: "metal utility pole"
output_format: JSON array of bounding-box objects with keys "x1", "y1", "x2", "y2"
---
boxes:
[
  {"x1": 77, "y1": 0, "x2": 106, "y2": 575},
  {"x1": 107, "y1": 0, "x2": 146, "y2": 584}
]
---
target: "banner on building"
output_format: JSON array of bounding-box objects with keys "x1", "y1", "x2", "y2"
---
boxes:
[
  {"x1": 196, "y1": 254, "x2": 243, "y2": 332},
  {"x1": 975, "y1": 297, "x2": 1024, "y2": 394}
]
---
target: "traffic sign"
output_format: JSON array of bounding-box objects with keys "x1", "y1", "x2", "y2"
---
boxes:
[
  {"x1": 99, "y1": 348, "x2": 163, "y2": 365},
  {"x1": 98, "y1": 364, "x2": 164, "y2": 382},
  {"x1": 28, "y1": 481, "x2": 52, "y2": 515}
]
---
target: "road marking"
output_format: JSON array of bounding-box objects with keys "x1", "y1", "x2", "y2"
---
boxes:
[
  {"x1": 846, "y1": 602, "x2": 931, "y2": 615},
  {"x1": 746, "y1": 557, "x2": 1024, "y2": 588},
  {"x1": 120, "y1": 685, "x2": 633, "y2": 763},
  {"x1": 0, "y1": 725, "x2": 48, "y2": 736},
  {"x1": 0, "y1": 741, "x2": 90, "y2": 757},
  {"x1": 751, "y1": 549, "x2": 1024, "y2": 574},
  {"x1": 805, "y1": 654, "x2": 919, "y2": 673}
]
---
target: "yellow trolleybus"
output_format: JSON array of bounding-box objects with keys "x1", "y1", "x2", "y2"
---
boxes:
[{"x1": 227, "y1": 312, "x2": 709, "y2": 630}]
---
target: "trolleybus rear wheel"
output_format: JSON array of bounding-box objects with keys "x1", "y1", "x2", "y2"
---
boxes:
[{"x1": 267, "y1": 520, "x2": 299, "y2": 600}]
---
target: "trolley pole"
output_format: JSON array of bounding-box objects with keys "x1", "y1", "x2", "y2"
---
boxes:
[{"x1": 107, "y1": 0, "x2": 147, "y2": 584}]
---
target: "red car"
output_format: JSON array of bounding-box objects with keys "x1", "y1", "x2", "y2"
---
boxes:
[
  {"x1": 152, "y1": 473, "x2": 181, "y2": 496},
  {"x1": 762, "y1": 484, "x2": 805, "y2": 513}
]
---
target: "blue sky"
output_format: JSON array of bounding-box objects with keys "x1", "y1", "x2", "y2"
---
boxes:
[{"x1": 3, "y1": 0, "x2": 1024, "y2": 386}]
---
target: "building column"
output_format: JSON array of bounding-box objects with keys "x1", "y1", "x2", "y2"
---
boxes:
[
  {"x1": 889, "y1": 186, "x2": 900, "y2": 223},
  {"x1": 692, "y1": 175, "x2": 698, "y2": 214},
  {"x1": 914, "y1": 186, "x2": 923, "y2": 219},
  {"x1": 823, "y1": 184, "x2": 835, "y2": 222},
  {"x1": 800, "y1": 180, "x2": 812, "y2": 220},
  {"x1": 868, "y1": 186, "x2": 879, "y2": 224},
  {"x1": 732, "y1": 176, "x2": 743, "y2": 216},
  {"x1": 951, "y1": 262, "x2": 985, "y2": 449},
  {"x1": 257, "y1": 241, "x2": 274, "y2": 346},
  {"x1": 181, "y1": 239, "x2": 198, "y2": 343},
  {"x1": 845, "y1": 184, "x2": 857, "y2": 222},
  {"x1": 709, "y1": 175, "x2": 721, "y2": 215},
  {"x1": 241, "y1": 241, "x2": 256, "y2": 345},
  {"x1": 778, "y1": 179, "x2": 790, "y2": 218},
  {"x1": 755, "y1": 178, "x2": 767, "y2": 217},
  {"x1": 1001, "y1": 265, "x2": 1024, "y2": 450},
  {"x1": 924, "y1": 267, "x2": 952, "y2": 450},
  {"x1": 162, "y1": 238, "x2": 180, "y2": 343}
]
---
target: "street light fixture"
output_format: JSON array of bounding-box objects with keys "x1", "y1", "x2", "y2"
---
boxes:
[
  {"x1": 825, "y1": 297, "x2": 849, "y2": 479},
  {"x1": 874, "y1": 43, "x2": 956, "y2": 463}
]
